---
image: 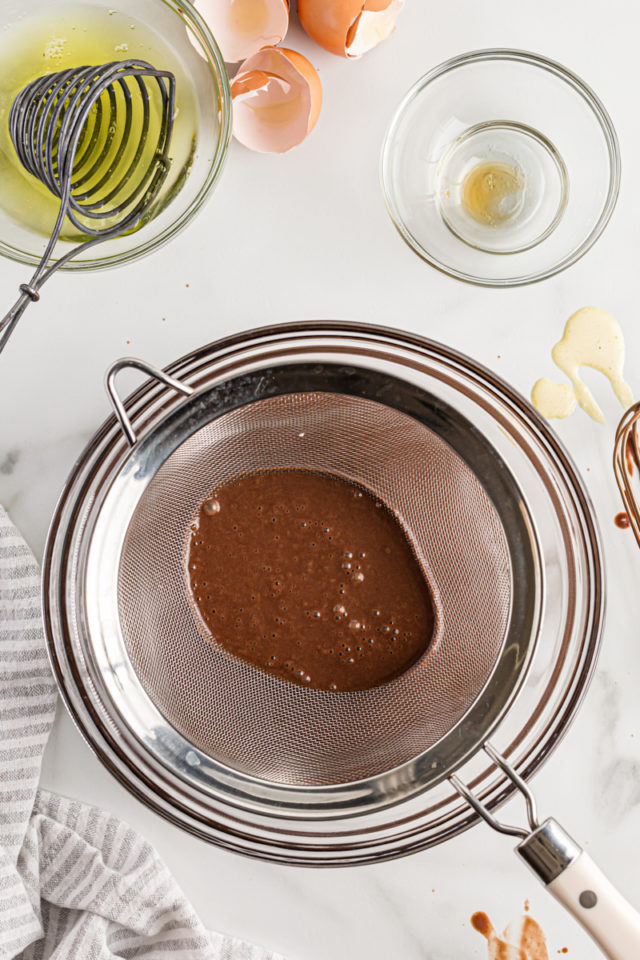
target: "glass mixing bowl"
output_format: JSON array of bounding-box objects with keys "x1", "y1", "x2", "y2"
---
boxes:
[
  {"x1": 381, "y1": 50, "x2": 620, "y2": 287},
  {"x1": 0, "y1": 0, "x2": 231, "y2": 270}
]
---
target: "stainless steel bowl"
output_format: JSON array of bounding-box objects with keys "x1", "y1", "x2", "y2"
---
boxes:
[{"x1": 43, "y1": 322, "x2": 603, "y2": 863}]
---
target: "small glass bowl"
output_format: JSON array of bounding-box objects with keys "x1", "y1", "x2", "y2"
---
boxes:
[
  {"x1": 380, "y1": 49, "x2": 620, "y2": 287},
  {"x1": 0, "y1": 0, "x2": 232, "y2": 271}
]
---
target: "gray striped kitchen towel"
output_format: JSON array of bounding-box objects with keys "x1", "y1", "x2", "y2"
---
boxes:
[{"x1": 0, "y1": 506, "x2": 284, "y2": 960}]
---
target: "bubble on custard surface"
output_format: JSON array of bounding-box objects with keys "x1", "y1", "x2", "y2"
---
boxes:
[
  {"x1": 352, "y1": 571, "x2": 364, "y2": 583},
  {"x1": 203, "y1": 498, "x2": 221, "y2": 516}
]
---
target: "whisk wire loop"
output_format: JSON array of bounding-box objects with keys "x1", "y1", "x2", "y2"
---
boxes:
[
  {"x1": 0, "y1": 59, "x2": 175, "y2": 354},
  {"x1": 614, "y1": 402, "x2": 640, "y2": 549}
]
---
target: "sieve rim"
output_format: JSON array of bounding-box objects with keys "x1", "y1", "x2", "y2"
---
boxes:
[
  {"x1": 42, "y1": 321, "x2": 603, "y2": 863},
  {"x1": 82, "y1": 363, "x2": 540, "y2": 811}
]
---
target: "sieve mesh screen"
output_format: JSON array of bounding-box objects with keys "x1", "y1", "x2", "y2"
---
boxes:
[{"x1": 118, "y1": 391, "x2": 512, "y2": 786}]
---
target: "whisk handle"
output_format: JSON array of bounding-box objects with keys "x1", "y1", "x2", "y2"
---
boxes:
[{"x1": 0, "y1": 285, "x2": 40, "y2": 355}]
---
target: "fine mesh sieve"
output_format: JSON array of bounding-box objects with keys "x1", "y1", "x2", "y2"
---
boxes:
[
  {"x1": 92, "y1": 361, "x2": 537, "y2": 791},
  {"x1": 44, "y1": 323, "x2": 602, "y2": 859}
]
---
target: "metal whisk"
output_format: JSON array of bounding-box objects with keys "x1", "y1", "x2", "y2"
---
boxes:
[
  {"x1": 614, "y1": 403, "x2": 640, "y2": 548},
  {"x1": 0, "y1": 59, "x2": 175, "y2": 354}
]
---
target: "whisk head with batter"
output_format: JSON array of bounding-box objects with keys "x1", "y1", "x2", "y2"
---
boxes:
[
  {"x1": 614, "y1": 402, "x2": 640, "y2": 547},
  {"x1": 0, "y1": 59, "x2": 175, "y2": 353}
]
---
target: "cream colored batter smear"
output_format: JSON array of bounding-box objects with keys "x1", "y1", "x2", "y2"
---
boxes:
[
  {"x1": 530, "y1": 378, "x2": 576, "y2": 420},
  {"x1": 532, "y1": 307, "x2": 633, "y2": 423},
  {"x1": 472, "y1": 911, "x2": 549, "y2": 960}
]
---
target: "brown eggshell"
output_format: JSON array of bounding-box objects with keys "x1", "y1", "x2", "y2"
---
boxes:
[
  {"x1": 297, "y1": 0, "x2": 403, "y2": 58},
  {"x1": 231, "y1": 47, "x2": 322, "y2": 153},
  {"x1": 194, "y1": 0, "x2": 289, "y2": 63}
]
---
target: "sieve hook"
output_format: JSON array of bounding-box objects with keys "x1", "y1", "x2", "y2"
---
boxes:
[
  {"x1": 449, "y1": 742, "x2": 538, "y2": 839},
  {"x1": 105, "y1": 357, "x2": 194, "y2": 446}
]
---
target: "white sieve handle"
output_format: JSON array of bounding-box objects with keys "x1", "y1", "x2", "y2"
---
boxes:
[
  {"x1": 451, "y1": 746, "x2": 640, "y2": 959},
  {"x1": 544, "y1": 844, "x2": 640, "y2": 960},
  {"x1": 105, "y1": 357, "x2": 194, "y2": 445},
  {"x1": 516, "y1": 818, "x2": 640, "y2": 959}
]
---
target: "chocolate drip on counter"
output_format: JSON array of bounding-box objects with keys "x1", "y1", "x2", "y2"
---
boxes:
[{"x1": 615, "y1": 512, "x2": 630, "y2": 529}]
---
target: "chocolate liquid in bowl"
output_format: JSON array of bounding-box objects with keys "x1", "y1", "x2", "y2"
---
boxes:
[{"x1": 186, "y1": 470, "x2": 436, "y2": 692}]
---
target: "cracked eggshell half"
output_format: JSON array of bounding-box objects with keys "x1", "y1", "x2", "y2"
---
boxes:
[
  {"x1": 297, "y1": 0, "x2": 403, "y2": 58},
  {"x1": 193, "y1": 0, "x2": 289, "y2": 63},
  {"x1": 231, "y1": 47, "x2": 322, "y2": 153}
]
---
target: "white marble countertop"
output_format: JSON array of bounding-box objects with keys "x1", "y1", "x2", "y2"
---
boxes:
[{"x1": 2, "y1": 0, "x2": 640, "y2": 956}]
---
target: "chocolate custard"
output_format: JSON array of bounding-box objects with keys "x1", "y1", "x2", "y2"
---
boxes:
[{"x1": 187, "y1": 470, "x2": 435, "y2": 692}]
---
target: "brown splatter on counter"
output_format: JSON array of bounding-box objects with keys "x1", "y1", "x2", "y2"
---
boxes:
[
  {"x1": 472, "y1": 910, "x2": 549, "y2": 959},
  {"x1": 615, "y1": 511, "x2": 631, "y2": 529},
  {"x1": 471, "y1": 912, "x2": 492, "y2": 937}
]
